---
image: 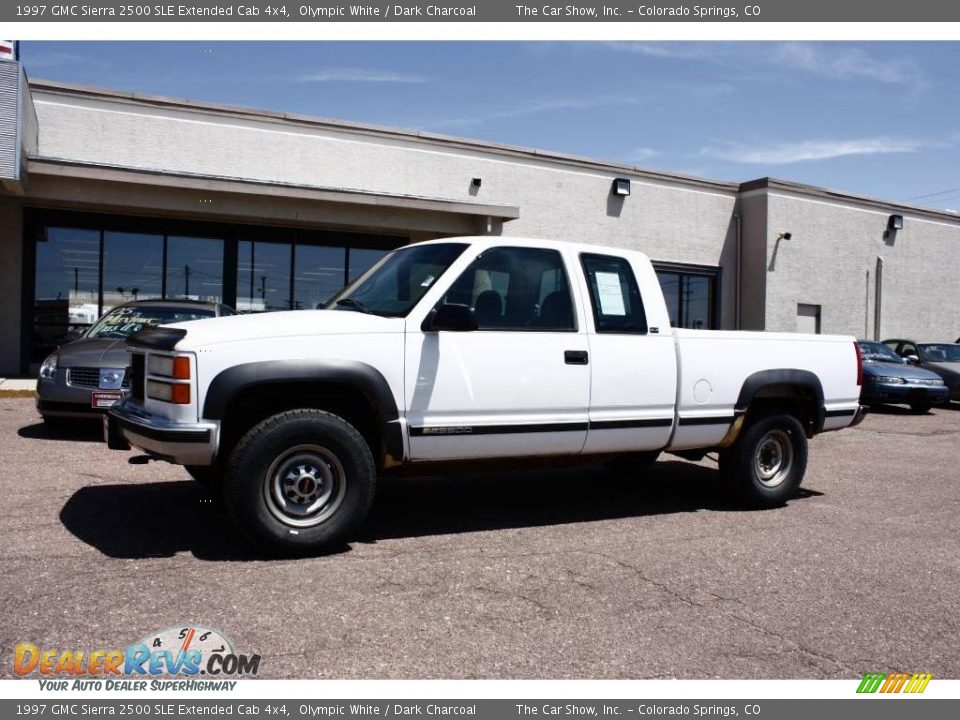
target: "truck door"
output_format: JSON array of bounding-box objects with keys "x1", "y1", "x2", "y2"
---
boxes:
[
  {"x1": 577, "y1": 252, "x2": 678, "y2": 453},
  {"x1": 404, "y1": 245, "x2": 590, "y2": 461}
]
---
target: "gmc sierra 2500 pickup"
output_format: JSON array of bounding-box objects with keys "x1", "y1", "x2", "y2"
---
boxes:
[{"x1": 106, "y1": 237, "x2": 867, "y2": 554}]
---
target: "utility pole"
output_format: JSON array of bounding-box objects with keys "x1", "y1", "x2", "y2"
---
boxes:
[
  {"x1": 74, "y1": 267, "x2": 79, "y2": 294},
  {"x1": 184, "y1": 264, "x2": 191, "y2": 296}
]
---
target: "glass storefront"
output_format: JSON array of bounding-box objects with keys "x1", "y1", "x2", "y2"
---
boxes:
[
  {"x1": 26, "y1": 210, "x2": 402, "y2": 365},
  {"x1": 237, "y1": 240, "x2": 293, "y2": 313},
  {"x1": 655, "y1": 265, "x2": 718, "y2": 330},
  {"x1": 166, "y1": 236, "x2": 224, "y2": 303},
  {"x1": 294, "y1": 245, "x2": 347, "y2": 310},
  {"x1": 102, "y1": 232, "x2": 164, "y2": 312}
]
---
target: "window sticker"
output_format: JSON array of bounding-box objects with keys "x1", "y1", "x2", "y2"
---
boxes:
[{"x1": 595, "y1": 271, "x2": 626, "y2": 316}]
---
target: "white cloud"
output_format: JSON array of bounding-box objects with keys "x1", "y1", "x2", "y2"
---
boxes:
[
  {"x1": 296, "y1": 68, "x2": 428, "y2": 84},
  {"x1": 602, "y1": 42, "x2": 724, "y2": 61},
  {"x1": 701, "y1": 137, "x2": 931, "y2": 165},
  {"x1": 25, "y1": 51, "x2": 111, "y2": 72},
  {"x1": 427, "y1": 96, "x2": 639, "y2": 130},
  {"x1": 774, "y1": 43, "x2": 920, "y2": 84},
  {"x1": 629, "y1": 147, "x2": 661, "y2": 161},
  {"x1": 603, "y1": 41, "x2": 923, "y2": 86}
]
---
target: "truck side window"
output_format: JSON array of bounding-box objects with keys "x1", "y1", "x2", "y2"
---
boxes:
[
  {"x1": 441, "y1": 247, "x2": 576, "y2": 331},
  {"x1": 580, "y1": 254, "x2": 648, "y2": 334}
]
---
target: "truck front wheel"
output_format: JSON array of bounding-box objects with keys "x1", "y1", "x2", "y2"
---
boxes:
[
  {"x1": 223, "y1": 409, "x2": 376, "y2": 555},
  {"x1": 721, "y1": 414, "x2": 808, "y2": 508}
]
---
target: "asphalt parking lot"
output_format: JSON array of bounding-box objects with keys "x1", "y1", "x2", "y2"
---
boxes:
[{"x1": 1, "y1": 397, "x2": 959, "y2": 679}]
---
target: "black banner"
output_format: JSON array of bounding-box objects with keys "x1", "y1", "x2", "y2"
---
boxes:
[{"x1": 5, "y1": 1, "x2": 960, "y2": 23}]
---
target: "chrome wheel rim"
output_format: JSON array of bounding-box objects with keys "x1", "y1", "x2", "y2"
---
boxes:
[
  {"x1": 754, "y1": 429, "x2": 793, "y2": 488},
  {"x1": 264, "y1": 444, "x2": 346, "y2": 528}
]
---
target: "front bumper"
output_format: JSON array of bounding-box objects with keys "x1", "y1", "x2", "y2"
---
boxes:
[
  {"x1": 36, "y1": 370, "x2": 126, "y2": 418},
  {"x1": 860, "y1": 382, "x2": 949, "y2": 406},
  {"x1": 105, "y1": 401, "x2": 219, "y2": 466}
]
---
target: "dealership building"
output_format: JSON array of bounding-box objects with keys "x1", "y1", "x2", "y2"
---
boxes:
[{"x1": 2, "y1": 57, "x2": 959, "y2": 375}]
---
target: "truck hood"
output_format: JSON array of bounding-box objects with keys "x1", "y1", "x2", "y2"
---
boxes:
[{"x1": 166, "y1": 309, "x2": 404, "y2": 349}]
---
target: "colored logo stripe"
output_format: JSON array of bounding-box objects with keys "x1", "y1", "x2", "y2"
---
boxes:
[{"x1": 857, "y1": 672, "x2": 932, "y2": 694}]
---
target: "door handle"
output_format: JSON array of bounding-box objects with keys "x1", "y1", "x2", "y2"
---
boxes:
[{"x1": 564, "y1": 350, "x2": 589, "y2": 365}]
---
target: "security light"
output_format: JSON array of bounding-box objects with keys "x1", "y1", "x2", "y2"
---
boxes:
[
  {"x1": 612, "y1": 178, "x2": 631, "y2": 197},
  {"x1": 777, "y1": 232, "x2": 792, "y2": 241},
  {"x1": 888, "y1": 214, "x2": 904, "y2": 231},
  {"x1": 471, "y1": 177, "x2": 482, "y2": 189}
]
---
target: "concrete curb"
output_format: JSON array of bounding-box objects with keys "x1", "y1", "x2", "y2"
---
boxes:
[{"x1": 0, "y1": 379, "x2": 38, "y2": 397}]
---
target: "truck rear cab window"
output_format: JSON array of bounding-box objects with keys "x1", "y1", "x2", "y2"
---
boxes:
[
  {"x1": 580, "y1": 253, "x2": 648, "y2": 334},
  {"x1": 440, "y1": 246, "x2": 576, "y2": 331}
]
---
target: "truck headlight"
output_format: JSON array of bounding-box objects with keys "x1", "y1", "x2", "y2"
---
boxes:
[
  {"x1": 39, "y1": 354, "x2": 58, "y2": 381},
  {"x1": 147, "y1": 380, "x2": 191, "y2": 404},
  {"x1": 147, "y1": 354, "x2": 191, "y2": 379}
]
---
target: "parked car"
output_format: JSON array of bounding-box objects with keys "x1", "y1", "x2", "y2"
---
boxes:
[
  {"x1": 37, "y1": 300, "x2": 234, "y2": 428},
  {"x1": 882, "y1": 339, "x2": 960, "y2": 401},
  {"x1": 856, "y1": 340, "x2": 948, "y2": 412},
  {"x1": 106, "y1": 236, "x2": 866, "y2": 554}
]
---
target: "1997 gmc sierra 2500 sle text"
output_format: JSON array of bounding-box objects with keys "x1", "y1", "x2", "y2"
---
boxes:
[{"x1": 105, "y1": 237, "x2": 867, "y2": 554}]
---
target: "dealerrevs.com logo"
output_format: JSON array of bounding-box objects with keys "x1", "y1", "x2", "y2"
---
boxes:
[
  {"x1": 14, "y1": 625, "x2": 261, "y2": 691},
  {"x1": 857, "y1": 672, "x2": 933, "y2": 694}
]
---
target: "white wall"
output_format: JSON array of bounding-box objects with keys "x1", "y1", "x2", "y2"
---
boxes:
[
  {"x1": 31, "y1": 90, "x2": 739, "y2": 293},
  {"x1": 765, "y1": 192, "x2": 960, "y2": 341}
]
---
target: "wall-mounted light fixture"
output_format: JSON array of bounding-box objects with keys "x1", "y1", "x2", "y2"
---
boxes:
[
  {"x1": 612, "y1": 178, "x2": 631, "y2": 197},
  {"x1": 471, "y1": 177, "x2": 482, "y2": 189},
  {"x1": 777, "y1": 231, "x2": 793, "y2": 241},
  {"x1": 888, "y1": 214, "x2": 904, "y2": 231}
]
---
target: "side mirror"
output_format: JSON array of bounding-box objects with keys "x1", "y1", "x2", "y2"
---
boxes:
[
  {"x1": 62, "y1": 329, "x2": 84, "y2": 343},
  {"x1": 422, "y1": 303, "x2": 478, "y2": 332},
  {"x1": 905, "y1": 354, "x2": 920, "y2": 364}
]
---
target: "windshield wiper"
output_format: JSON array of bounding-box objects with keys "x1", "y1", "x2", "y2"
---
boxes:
[{"x1": 335, "y1": 297, "x2": 373, "y2": 314}]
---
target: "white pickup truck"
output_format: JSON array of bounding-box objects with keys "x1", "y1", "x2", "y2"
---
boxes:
[{"x1": 106, "y1": 236, "x2": 866, "y2": 554}]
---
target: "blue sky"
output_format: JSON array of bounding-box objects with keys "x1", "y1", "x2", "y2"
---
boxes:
[{"x1": 19, "y1": 41, "x2": 960, "y2": 210}]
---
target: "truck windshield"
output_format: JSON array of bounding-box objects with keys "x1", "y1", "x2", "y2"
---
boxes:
[{"x1": 327, "y1": 243, "x2": 469, "y2": 317}]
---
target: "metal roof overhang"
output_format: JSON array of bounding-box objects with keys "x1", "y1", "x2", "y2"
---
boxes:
[{"x1": 22, "y1": 158, "x2": 521, "y2": 236}]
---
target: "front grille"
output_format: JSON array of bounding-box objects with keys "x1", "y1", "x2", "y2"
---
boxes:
[
  {"x1": 131, "y1": 354, "x2": 145, "y2": 401},
  {"x1": 67, "y1": 367, "x2": 131, "y2": 389}
]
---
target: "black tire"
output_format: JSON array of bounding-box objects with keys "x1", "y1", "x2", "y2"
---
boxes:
[
  {"x1": 720, "y1": 414, "x2": 807, "y2": 508},
  {"x1": 910, "y1": 402, "x2": 932, "y2": 414},
  {"x1": 222, "y1": 409, "x2": 376, "y2": 555},
  {"x1": 185, "y1": 464, "x2": 223, "y2": 488},
  {"x1": 606, "y1": 451, "x2": 660, "y2": 478}
]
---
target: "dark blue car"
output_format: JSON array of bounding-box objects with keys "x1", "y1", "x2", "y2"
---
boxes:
[{"x1": 858, "y1": 340, "x2": 948, "y2": 413}]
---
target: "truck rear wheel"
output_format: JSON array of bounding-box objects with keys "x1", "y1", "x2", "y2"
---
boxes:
[
  {"x1": 721, "y1": 414, "x2": 807, "y2": 508},
  {"x1": 223, "y1": 409, "x2": 376, "y2": 555}
]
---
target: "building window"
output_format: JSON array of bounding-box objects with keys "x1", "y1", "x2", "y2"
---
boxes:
[
  {"x1": 654, "y1": 264, "x2": 718, "y2": 330},
  {"x1": 33, "y1": 227, "x2": 101, "y2": 363},
  {"x1": 25, "y1": 210, "x2": 406, "y2": 369},
  {"x1": 102, "y1": 231, "x2": 164, "y2": 313},
  {"x1": 165, "y1": 236, "x2": 224, "y2": 303},
  {"x1": 294, "y1": 245, "x2": 346, "y2": 310},
  {"x1": 237, "y1": 240, "x2": 293, "y2": 313}
]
